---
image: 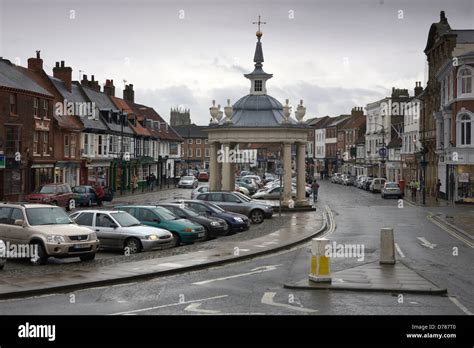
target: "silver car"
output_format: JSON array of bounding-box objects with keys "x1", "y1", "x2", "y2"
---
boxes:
[
  {"x1": 381, "y1": 182, "x2": 402, "y2": 199},
  {"x1": 70, "y1": 210, "x2": 174, "y2": 253},
  {"x1": 0, "y1": 240, "x2": 6, "y2": 270},
  {"x1": 178, "y1": 176, "x2": 198, "y2": 188},
  {"x1": 195, "y1": 192, "x2": 273, "y2": 224},
  {"x1": 252, "y1": 186, "x2": 297, "y2": 200}
]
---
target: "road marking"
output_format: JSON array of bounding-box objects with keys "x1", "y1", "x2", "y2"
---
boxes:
[
  {"x1": 110, "y1": 294, "x2": 228, "y2": 315},
  {"x1": 416, "y1": 237, "x2": 437, "y2": 249},
  {"x1": 448, "y1": 296, "x2": 472, "y2": 315},
  {"x1": 261, "y1": 292, "x2": 318, "y2": 313},
  {"x1": 158, "y1": 263, "x2": 183, "y2": 268},
  {"x1": 239, "y1": 249, "x2": 250, "y2": 252},
  {"x1": 184, "y1": 302, "x2": 221, "y2": 314},
  {"x1": 427, "y1": 214, "x2": 474, "y2": 248},
  {"x1": 193, "y1": 264, "x2": 281, "y2": 285},
  {"x1": 395, "y1": 243, "x2": 405, "y2": 258},
  {"x1": 319, "y1": 205, "x2": 336, "y2": 239}
]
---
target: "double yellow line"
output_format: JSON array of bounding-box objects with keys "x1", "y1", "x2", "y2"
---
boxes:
[
  {"x1": 318, "y1": 205, "x2": 336, "y2": 239},
  {"x1": 427, "y1": 214, "x2": 474, "y2": 248}
]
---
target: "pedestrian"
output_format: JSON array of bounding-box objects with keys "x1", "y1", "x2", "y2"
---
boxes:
[
  {"x1": 435, "y1": 179, "x2": 442, "y2": 202},
  {"x1": 311, "y1": 179, "x2": 320, "y2": 203},
  {"x1": 150, "y1": 173, "x2": 156, "y2": 191},
  {"x1": 146, "y1": 174, "x2": 151, "y2": 191},
  {"x1": 410, "y1": 180, "x2": 416, "y2": 201},
  {"x1": 94, "y1": 184, "x2": 105, "y2": 206}
]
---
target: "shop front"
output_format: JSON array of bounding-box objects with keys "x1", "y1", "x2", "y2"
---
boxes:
[
  {"x1": 31, "y1": 163, "x2": 55, "y2": 192},
  {"x1": 443, "y1": 149, "x2": 474, "y2": 203},
  {"x1": 83, "y1": 160, "x2": 111, "y2": 189},
  {"x1": 54, "y1": 161, "x2": 80, "y2": 187},
  {"x1": 0, "y1": 157, "x2": 26, "y2": 201}
]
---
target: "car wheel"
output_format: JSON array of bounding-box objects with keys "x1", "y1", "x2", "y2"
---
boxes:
[
  {"x1": 124, "y1": 238, "x2": 142, "y2": 254},
  {"x1": 171, "y1": 232, "x2": 181, "y2": 247},
  {"x1": 250, "y1": 209, "x2": 264, "y2": 224},
  {"x1": 202, "y1": 227, "x2": 213, "y2": 241},
  {"x1": 80, "y1": 253, "x2": 96, "y2": 262},
  {"x1": 30, "y1": 242, "x2": 48, "y2": 265}
]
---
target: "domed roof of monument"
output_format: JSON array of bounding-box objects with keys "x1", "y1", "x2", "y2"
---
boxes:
[{"x1": 231, "y1": 94, "x2": 295, "y2": 127}]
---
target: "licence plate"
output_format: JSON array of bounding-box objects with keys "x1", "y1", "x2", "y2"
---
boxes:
[
  {"x1": 198, "y1": 233, "x2": 205, "y2": 238},
  {"x1": 74, "y1": 244, "x2": 88, "y2": 249}
]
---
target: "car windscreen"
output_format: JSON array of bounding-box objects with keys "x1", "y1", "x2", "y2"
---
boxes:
[
  {"x1": 386, "y1": 183, "x2": 399, "y2": 188},
  {"x1": 110, "y1": 212, "x2": 141, "y2": 227},
  {"x1": 26, "y1": 207, "x2": 73, "y2": 225},
  {"x1": 152, "y1": 206, "x2": 179, "y2": 220},
  {"x1": 204, "y1": 202, "x2": 225, "y2": 213},
  {"x1": 39, "y1": 186, "x2": 56, "y2": 194}
]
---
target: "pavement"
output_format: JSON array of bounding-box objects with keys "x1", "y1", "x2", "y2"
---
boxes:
[
  {"x1": 0, "y1": 208, "x2": 326, "y2": 299},
  {"x1": 285, "y1": 261, "x2": 447, "y2": 294}
]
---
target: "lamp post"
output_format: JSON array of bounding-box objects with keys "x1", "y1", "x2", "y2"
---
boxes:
[{"x1": 420, "y1": 147, "x2": 428, "y2": 205}]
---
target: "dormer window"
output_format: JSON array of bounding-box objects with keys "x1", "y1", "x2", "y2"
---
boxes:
[{"x1": 254, "y1": 80, "x2": 263, "y2": 92}]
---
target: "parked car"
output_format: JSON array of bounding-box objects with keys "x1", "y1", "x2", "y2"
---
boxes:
[
  {"x1": 195, "y1": 192, "x2": 273, "y2": 224},
  {"x1": 157, "y1": 203, "x2": 228, "y2": 240},
  {"x1": 173, "y1": 200, "x2": 250, "y2": 233},
  {"x1": 263, "y1": 173, "x2": 275, "y2": 184},
  {"x1": 191, "y1": 186, "x2": 209, "y2": 199},
  {"x1": 252, "y1": 186, "x2": 297, "y2": 200},
  {"x1": 242, "y1": 175, "x2": 263, "y2": 187},
  {"x1": 342, "y1": 175, "x2": 356, "y2": 186},
  {"x1": 356, "y1": 176, "x2": 368, "y2": 188},
  {"x1": 197, "y1": 171, "x2": 209, "y2": 181},
  {"x1": 70, "y1": 210, "x2": 173, "y2": 253},
  {"x1": 235, "y1": 178, "x2": 257, "y2": 194},
  {"x1": 25, "y1": 183, "x2": 75, "y2": 211},
  {"x1": 381, "y1": 182, "x2": 402, "y2": 199},
  {"x1": 363, "y1": 178, "x2": 374, "y2": 191},
  {"x1": 0, "y1": 203, "x2": 99, "y2": 265},
  {"x1": 72, "y1": 185, "x2": 99, "y2": 207},
  {"x1": 235, "y1": 185, "x2": 250, "y2": 196},
  {"x1": 331, "y1": 173, "x2": 342, "y2": 184},
  {"x1": 114, "y1": 205, "x2": 206, "y2": 247},
  {"x1": 370, "y1": 178, "x2": 387, "y2": 193},
  {"x1": 0, "y1": 239, "x2": 6, "y2": 270},
  {"x1": 178, "y1": 175, "x2": 199, "y2": 188},
  {"x1": 240, "y1": 170, "x2": 253, "y2": 177}
]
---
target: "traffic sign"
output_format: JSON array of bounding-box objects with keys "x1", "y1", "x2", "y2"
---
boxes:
[{"x1": 379, "y1": 147, "x2": 387, "y2": 157}]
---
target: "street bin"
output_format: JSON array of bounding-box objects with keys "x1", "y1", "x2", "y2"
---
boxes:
[{"x1": 398, "y1": 179, "x2": 405, "y2": 197}]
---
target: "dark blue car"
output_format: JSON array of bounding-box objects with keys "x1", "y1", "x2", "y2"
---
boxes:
[
  {"x1": 72, "y1": 185, "x2": 98, "y2": 207},
  {"x1": 173, "y1": 200, "x2": 250, "y2": 234}
]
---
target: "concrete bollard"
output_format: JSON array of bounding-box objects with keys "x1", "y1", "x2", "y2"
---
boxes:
[
  {"x1": 380, "y1": 227, "x2": 396, "y2": 265},
  {"x1": 309, "y1": 238, "x2": 332, "y2": 283}
]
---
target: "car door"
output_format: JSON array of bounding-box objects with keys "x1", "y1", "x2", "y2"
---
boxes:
[
  {"x1": 138, "y1": 208, "x2": 161, "y2": 228},
  {"x1": 8, "y1": 208, "x2": 28, "y2": 247},
  {"x1": 268, "y1": 187, "x2": 281, "y2": 199},
  {"x1": 207, "y1": 193, "x2": 228, "y2": 211},
  {"x1": 222, "y1": 193, "x2": 244, "y2": 213},
  {"x1": 0, "y1": 207, "x2": 13, "y2": 243},
  {"x1": 94, "y1": 213, "x2": 120, "y2": 250}
]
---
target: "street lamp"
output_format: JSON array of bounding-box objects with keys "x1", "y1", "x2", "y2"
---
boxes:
[{"x1": 420, "y1": 146, "x2": 428, "y2": 205}]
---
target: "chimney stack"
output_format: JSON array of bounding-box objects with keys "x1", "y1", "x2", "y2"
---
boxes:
[
  {"x1": 351, "y1": 106, "x2": 363, "y2": 117},
  {"x1": 414, "y1": 81, "x2": 423, "y2": 97},
  {"x1": 53, "y1": 59, "x2": 73, "y2": 92},
  {"x1": 123, "y1": 84, "x2": 135, "y2": 103},
  {"x1": 27, "y1": 50, "x2": 44, "y2": 73},
  {"x1": 103, "y1": 79, "x2": 115, "y2": 97}
]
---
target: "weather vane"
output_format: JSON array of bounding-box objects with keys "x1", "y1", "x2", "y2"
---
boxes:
[{"x1": 252, "y1": 15, "x2": 266, "y2": 32}]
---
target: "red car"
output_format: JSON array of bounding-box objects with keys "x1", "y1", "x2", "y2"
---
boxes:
[
  {"x1": 197, "y1": 171, "x2": 209, "y2": 181},
  {"x1": 26, "y1": 183, "x2": 75, "y2": 211}
]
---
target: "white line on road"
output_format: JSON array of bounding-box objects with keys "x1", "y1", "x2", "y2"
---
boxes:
[
  {"x1": 158, "y1": 263, "x2": 184, "y2": 268},
  {"x1": 261, "y1": 292, "x2": 318, "y2": 313},
  {"x1": 193, "y1": 264, "x2": 282, "y2": 285},
  {"x1": 184, "y1": 302, "x2": 221, "y2": 314},
  {"x1": 395, "y1": 243, "x2": 405, "y2": 258},
  {"x1": 416, "y1": 237, "x2": 437, "y2": 249},
  {"x1": 449, "y1": 296, "x2": 473, "y2": 315},
  {"x1": 427, "y1": 215, "x2": 474, "y2": 248},
  {"x1": 110, "y1": 294, "x2": 229, "y2": 315}
]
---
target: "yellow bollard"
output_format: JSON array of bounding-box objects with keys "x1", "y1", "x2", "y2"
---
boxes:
[{"x1": 309, "y1": 238, "x2": 332, "y2": 283}]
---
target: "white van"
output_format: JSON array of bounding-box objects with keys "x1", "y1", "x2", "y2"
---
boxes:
[{"x1": 370, "y1": 178, "x2": 387, "y2": 193}]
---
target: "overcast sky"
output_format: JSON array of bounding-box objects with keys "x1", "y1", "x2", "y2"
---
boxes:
[{"x1": 1, "y1": 0, "x2": 473, "y2": 124}]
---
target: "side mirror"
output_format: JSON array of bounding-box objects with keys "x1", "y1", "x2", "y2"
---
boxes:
[{"x1": 14, "y1": 219, "x2": 25, "y2": 227}]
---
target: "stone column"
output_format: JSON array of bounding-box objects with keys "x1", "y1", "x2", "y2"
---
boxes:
[
  {"x1": 296, "y1": 142, "x2": 308, "y2": 206},
  {"x1": 209, "y1": 142, "x2": 218, "y2": 191},
  {"x1": 221, "y1": 142, "x2": 232, "y2": 191},
  {"x1": 216, "y1": 143, "x2": 222, "y2": 191},
  {"x1": 283, "y1": 142, "x2": 293, "y2": 205}
]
